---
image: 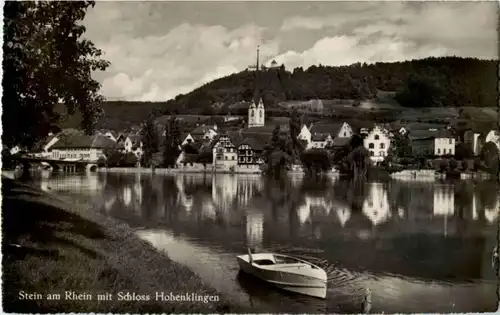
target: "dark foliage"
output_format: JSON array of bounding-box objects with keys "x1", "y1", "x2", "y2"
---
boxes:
[
  {"x1": 105, "y1": 151, "x2": 137, "y2": 167},
  {"x1": 196, "y1": 151, "x2": 213, "y2": 168},
  {"x1": 3, "y1": 1, "x2": 110, "y2": 149},
  {"x1": 158, "y1": 57, "x2": 496, "y2": 112},
  {"x1": 163, "y1": 116, "x2": 181, "y2": 167},
  {"x1": 72, "y1": 57, "x2": 498, "y2": 132},
  {"x1": 300, "y1": 149, "x2": 332, "y2": 175},
  {"x1": 479, "y1": 142, "x2": 500, "y2": 175},
  {"x1": 140, "y1": 116, "x2": 159, "y2": 167},
  {"x1": 455, "y1": 142, "x2": 474, "y2": 160},
  {"x1": 2, "y1": 148, "x2": 15, "y2": 170}
]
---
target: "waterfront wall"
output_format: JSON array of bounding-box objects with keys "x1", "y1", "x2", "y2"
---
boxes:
[{"x1": 98, "y1": 165, "x2": 263, "y2": 175}]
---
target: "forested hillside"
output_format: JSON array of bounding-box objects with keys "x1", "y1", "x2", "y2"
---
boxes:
[
  {"x1": 161, "y1": 56, "x2": 497, "y2": 113},
  {"x1": 59, "y1": 57, "x2": 497, "y2": 131}
]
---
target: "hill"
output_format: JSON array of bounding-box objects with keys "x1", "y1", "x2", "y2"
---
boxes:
[
  {"x1": 58, "y1": 57, "x2": 498, "y2": 131},
  {"x1": 160, "y1": 56, "x2": 497, "y2": 112}
]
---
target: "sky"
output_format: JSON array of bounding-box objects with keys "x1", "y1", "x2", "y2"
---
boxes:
[{"x1": 83, "y1": 1, "x2": 499, "y2": 102}]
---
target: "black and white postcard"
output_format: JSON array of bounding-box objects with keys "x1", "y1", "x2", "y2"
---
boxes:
[{"x1": 2, "y1": 1, "x2": 499, "y2": 313}]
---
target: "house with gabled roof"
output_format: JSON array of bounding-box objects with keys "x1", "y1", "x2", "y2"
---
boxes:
[
  {"x1": 297, "y1": 123, "x2": 313, "y2": 144},
  {"x1": 485, "y1": 130, "x2": 500, "y2": 151},
  {"x1": 123, "y1": 134, "x2": 143, "y2": 158},
  {"x1": 408, "y1": 128, "x2": 455, "y2": 157},
  {"x1": 236, "y1": 136, "x2": 266, "y2": 167},
  {"x1": 191, "y1": 124, "x2": 218, "y2": 140},
  {"x1": 304, "y1": 121, "x2": 353, "y2": 149},
  {"x1": 363, "y1": 125, "x2": 391, "y2": 163},
  {"x1": 211, "y1": 134, "x2": 238, "y2": 171},
  {"x1": 311, "y1": 134, "x2": 333, "y2": 149},
  {"x1": 51, "y1": 134, "x2": 117, "y2": 162}
]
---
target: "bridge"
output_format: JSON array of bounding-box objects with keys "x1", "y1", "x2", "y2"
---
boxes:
[{"x1": 12, "y1": 155, "x2": 99, "y2": 173}]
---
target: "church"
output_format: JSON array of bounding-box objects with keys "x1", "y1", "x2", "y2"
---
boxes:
[
  {"x1": 247, "y1": 97, "x2": 265, "y2": 128},
  {"x1": 247, "y1": 45, "x2": 265, "y2": 128}
]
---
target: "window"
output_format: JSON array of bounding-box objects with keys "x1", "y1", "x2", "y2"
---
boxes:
[
  {"x1": 343, "y1": 132, "x2": 347, "y2": 137},
  {"x1": 370, "y1": 151, "x2": 374, "y2": 156},
  {"x1": 369, "y1": 143, "x2": 374, "y2": 149},
  {"x1": 380, "y1": 143, "x2": 385, "y2": 149},
  {"x1": 374, "y1": 134, "x2": 380, "y2": 140},
  {"x1": 232, "y1": 156, "x2": 235, "y2": 160},
  {"x1": 449, "y1": 139, "x2": 452, "y2": 145},
  {"x1": 437, "y1": 148, "x2": 441, "y2": 154},
  {"x1": 251, "y1": 110, "x2": 255, "y2": 117},
  {"x1": 225, "y1": 156, "x2": 228, "y2": 160},
  {"x1": 259, "y1": 110, "x2": 263, "y2": 117}
]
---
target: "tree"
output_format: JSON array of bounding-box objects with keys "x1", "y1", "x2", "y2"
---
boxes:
[
  {"x1": 3, "y1": 1, "x2": 110, "y2": 149},
  {"x1": 479, "y1": 142, "x2": 500, "y2": 175},
  {"x1": 140, "y1": 115, "x2": 159, "y2": 167},
  {"x1": 300, "y1": 149, "x2": 332, "y2": 176},
  {"x1": 390, "y1": 133, "x2": 412, "y2": 160},
  {"x1": 196, "y1": 150, "x2": 213, "y2": 170},
  {"x1": 455, "y1": 142, "x2": 474, "y2": 160},
  {"x1": 163, "y1": 115, "x2": 181, "y2": 167},
  {"x1": 289, "y1": 108, "x2": 303, "y2": 160}
]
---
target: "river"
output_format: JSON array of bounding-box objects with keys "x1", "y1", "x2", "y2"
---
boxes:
[{"x1": 27, "y1": 171, "x2": 499, "y2": 313}]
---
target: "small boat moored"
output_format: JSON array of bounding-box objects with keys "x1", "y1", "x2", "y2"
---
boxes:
[{"x1": 236, "y1": 248, "x2": 328, "y2": 299}]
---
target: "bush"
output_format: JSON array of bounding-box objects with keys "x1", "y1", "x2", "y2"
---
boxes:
[{"x1": 97, "y1": 157, "x2": 107, "y2": 167}]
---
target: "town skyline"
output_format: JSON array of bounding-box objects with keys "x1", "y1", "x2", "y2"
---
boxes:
[{"x1": 83, "y1": 1, "x2": 498, "y2": 102}]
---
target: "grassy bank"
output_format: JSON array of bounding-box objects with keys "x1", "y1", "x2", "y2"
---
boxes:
[{"x1": 2, "y1": 177, "x2": 246, "y2": 313}]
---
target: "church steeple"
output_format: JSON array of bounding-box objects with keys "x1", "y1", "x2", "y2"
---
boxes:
[{"x1": 248, "y1": 45, "x2": 265, "y2": 128}]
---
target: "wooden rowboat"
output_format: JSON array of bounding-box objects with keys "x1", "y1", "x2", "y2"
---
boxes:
[{"x1": 236, "y1": 248, "x2": 327, "y2": 299}]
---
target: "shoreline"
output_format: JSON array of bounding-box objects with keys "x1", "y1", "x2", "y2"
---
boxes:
[
  {"x1": 2, "y1": 177, "x2": 248, "y2": 313},
  {"x1": 95, "y1": 167, "x2": 492, "y2": 181}
]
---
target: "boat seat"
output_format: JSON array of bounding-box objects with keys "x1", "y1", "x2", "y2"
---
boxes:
[{"x1": 253, "y1": 259, "x2": 276, "y2": 265}]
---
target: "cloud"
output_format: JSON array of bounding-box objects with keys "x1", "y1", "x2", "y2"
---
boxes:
[
  {"x1": 84, "y1": 2, "x2": 497, "y2": 101},
  {"x1": 94, "y1": 22, "x2": 279, "y2": 101},
  {"x1": 273, "y1": 35, "x2": 452, "y2": 69}
]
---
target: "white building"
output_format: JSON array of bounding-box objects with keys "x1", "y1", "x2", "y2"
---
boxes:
[
  {"x1": 297, "y1": 124, "x2": 312, "y2": 144},
  {"x1": 248, "y1": 98, "x2": 265, "y2": 128},
  {"x1": 123, "y1": 134, "x2": 143, "y2": 158},
  {"x1": 191, "y1": 125, "x2": 218, "y2": 141},
  {"x1": 212, "y1": 135, "x2": 238, "y2": 170},
  {"x1": 304, "y1": 122, "x2": 353, "y2": 150},
  {"x1": 181, "y1": 134, "x2": 195, "y2": 146},
  {"x1": 434, "y1": 135, "x2": 455, "y2": 156},
  {"x1": 51, "y1": 134, "x2": 116, "y2": 162},
  {"x1": 485, "y1": 130, "x2": 500, "y2": 151},
  {"x1": 363, "y1": 125, "x2": 391, "y2": 163},
  {"x1": 44, "y1": 135, "x2": 60, "y2": 152},
  {"x1": 310, "y1": 134, "x2": 333, "y2": 149}
]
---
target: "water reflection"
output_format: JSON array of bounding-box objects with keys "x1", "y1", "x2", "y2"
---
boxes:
[{"x1": 30, "y1": 173, "x2": 499, "y2": 313}]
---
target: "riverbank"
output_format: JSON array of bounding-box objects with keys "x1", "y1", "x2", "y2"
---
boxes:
[
  {"x1": 2, "y1": 177, "x2": 247, "y2": 313},
  {"x1": 97, "y1": 166, "x2": 262, "y2": 175}
]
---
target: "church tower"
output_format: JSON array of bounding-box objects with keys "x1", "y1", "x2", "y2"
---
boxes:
[{"x1": 248, "y1": 45, "x2": 265, "y2": 128}]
